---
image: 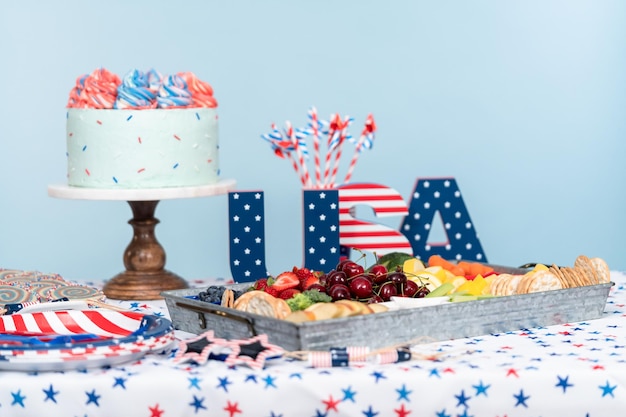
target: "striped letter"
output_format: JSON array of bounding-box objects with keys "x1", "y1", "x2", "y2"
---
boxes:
[{"x1": 338, "y1": 183, "x2": 413, "y2": 257}]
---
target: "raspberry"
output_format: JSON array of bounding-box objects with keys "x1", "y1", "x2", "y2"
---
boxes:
[
  {"x1": 295, "y1": 267, "x2": 311, "y2": 280},
  {"x1": 264, "y1": 286, "x2": 280, "y2": 297},
  {"x1": 278, "y1": 288, "x2": 301, "y2": 300}
]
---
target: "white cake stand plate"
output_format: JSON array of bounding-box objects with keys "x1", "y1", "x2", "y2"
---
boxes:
[{"x1": 48, "y1": 179, "x2": 236, "y2": 300}]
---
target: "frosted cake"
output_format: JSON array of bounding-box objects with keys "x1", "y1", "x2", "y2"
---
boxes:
[{"x1": 66, "y1": 68, "x2": 219, "y2": 189}]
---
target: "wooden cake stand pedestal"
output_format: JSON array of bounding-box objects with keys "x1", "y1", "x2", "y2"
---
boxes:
[{"x1": 48, "y1": 180, "x2": 236, "y2": 300}]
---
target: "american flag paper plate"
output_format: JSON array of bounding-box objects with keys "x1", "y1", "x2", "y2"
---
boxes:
[{"x1": 0, "y1": 310, "x2": 174, "y2": 371}]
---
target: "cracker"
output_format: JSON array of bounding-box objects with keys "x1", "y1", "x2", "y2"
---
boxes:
[
  {"x1": 516, "y1": 273, "x2": 533, "y2": 295},
  {"x1": 526, "y1": 270, "x2": 562, "y2": 293},
  {"x1": 549, "y1": 264, "x2": 569, "y2": 289},
  {"x1": 590, "y1": 257, "x2": 611, "y2": 284},
  {"x1": 572, "y1": 266, "x2": 592, "y2": 286},
  {"x1": 221, "y1": 288, "x2": 235, "y2": 308},
  {"x1": 487, "y1": 275, "x2": 498, "y2": 295},
  {"x1": 503, "y1": 275, "x2": 523, "y2": 296},
  {"x1": 233, "y1": 290, "x2": 291, "y2": 319},
  {"x1": 575, "y1": 255, "x2": 598, "y2": 285},
  {"x1": 494, "y1": 274, "x2": 517, "y2": 296},
  {"x1": 493, "y1": 274, "x2": 508, "y2": 296},
  {"x1": 562, "y1": 267, "x2": 583, "y2": 288},
  {"x1": 489, "y1": 274, "x2": 506, "y2": 296}
]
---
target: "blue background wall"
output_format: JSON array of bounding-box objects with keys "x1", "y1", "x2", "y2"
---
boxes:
[{"x1": 1, "y1": 1, "x2": 624, "y2": 282}]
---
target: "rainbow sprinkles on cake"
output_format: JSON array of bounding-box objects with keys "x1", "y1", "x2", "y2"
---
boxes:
[{"x1": 66, "y1": 68, "x2": 219, "y2": 189}]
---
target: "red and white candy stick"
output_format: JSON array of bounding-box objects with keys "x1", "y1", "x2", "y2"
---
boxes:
[
  {"x1": 307, "y1": 107, "x2": 322, "y2": 188},
  {"x1": 287, "y1": 121, "x2": 311, "y2": 188},
  {"x1": 343, "y1": 114, "x2": 376, "y2": 184},
  {"x1": 329, "y1": 115, "x2": 353, "y2": 188},
  {"x1": 323, "y1": 113, "x2": 343, "y2": 188}
]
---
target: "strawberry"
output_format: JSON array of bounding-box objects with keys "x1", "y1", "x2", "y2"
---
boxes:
[
  {"x1": 301, "y1": 275, "x2": 320, "y2": 290},
  {"x1": 253, "y1": 278, "x2": 268, "y2": 291},
  {"x1": 294, "y1": 267, "x2": 316, "y2": 290},
  {"x1": 271, "y1": 271, "x2": 300, "y2": 292},
  {"x1": 277, "y1": 288, "x2": 301, "y2": 300}
]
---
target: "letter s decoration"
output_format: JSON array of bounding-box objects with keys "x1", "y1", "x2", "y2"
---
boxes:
[{"x1": 337, "y1": 183, "x2": 413, "y2": 257}]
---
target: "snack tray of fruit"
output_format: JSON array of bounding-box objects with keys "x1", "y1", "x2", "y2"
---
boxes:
[{"x1": 162, "y1": 257, "x2": 613, "y2": 351}]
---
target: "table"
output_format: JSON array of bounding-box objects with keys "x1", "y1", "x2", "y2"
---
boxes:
[
  {"x1": 1, "y1": 272, "x2": 625, "y2": 417},
  {"x1": 47, "y1": 180, "x2": 236, "y2": 300}
]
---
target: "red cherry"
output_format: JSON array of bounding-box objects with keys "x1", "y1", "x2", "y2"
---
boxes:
[
  {"x1": 415, "y1": 286, "x2": 430, "y2": 298},
  {"x1": 388, "y1": 271, "x2": 407, "y2": 287},
  {"x1": 349, "y1": 276, "x2": 374, "y2": 299},
  {"x1": 307, "y1": 283, "x2": 327, "y2": 294},
  {"x1": 400, "y1": 280, "x2": 419, "y2": 297},
  {"x1": 370, "y1": 264, "x2": 388, "y2": 278},
  {"x1": 341, "y1": 262, "x2": 365, "y2": 278},
  {"x1": 361, "y1": 273, "x2": 375, "y2": 284},
  {"x1": 335, "y1": 259, "x2": 354, "y2": 271},
  {"x1": 326, "y1": 270, "x2": 348, "y2": 288},
  {"x1": 328, "y1": 284, "x2": 352, "y2": 301},
  {"x1": 378, "y1": 282, "x2": 398, "y2": 301}
]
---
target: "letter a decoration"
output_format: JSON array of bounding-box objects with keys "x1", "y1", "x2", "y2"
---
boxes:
[{"x1": 400, "y1": 178, "x2": 488, "y2": 262}]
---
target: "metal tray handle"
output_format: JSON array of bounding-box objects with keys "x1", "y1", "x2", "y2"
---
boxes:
[{"x1": 175, "y1": 301, "x2": 258, "y2": 336}]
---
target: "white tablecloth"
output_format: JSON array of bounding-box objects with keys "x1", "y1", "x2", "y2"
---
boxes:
[{"x1": 0, "y1": 274, "x2": 625, "y2": 416}]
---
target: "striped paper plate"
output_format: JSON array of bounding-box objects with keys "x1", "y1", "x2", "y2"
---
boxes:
[{"x1": 0, "y1": 310, "x2": 174, "y2": 371}]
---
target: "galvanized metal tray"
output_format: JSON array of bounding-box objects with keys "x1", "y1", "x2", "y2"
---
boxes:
[{"x1": 162, "y1": 266, "x2": 613, "y2": 351}]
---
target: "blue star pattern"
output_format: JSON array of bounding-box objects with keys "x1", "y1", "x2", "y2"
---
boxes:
[
  {"x1": 0, "y1": 274, "x2": 624, "y2": 416},
  {"x1": 189, "y1": 395, "x2": 206, "y2": 413},
  {"x1": 85, "y1": 389, "x2": 100, "y2": 406},
  {"x1": 11, "y1": 390, "x2": 26, "y2": 408},
  {"x1": 113, "y1": 376, "x2": 127, "y2": 389},
  {"x1": 599, "y1": 381, "x2": 617, "y2": 397},
  {"x1": 513, "y1": 389, "x2": 530, "y2": 407},
  {"x1": 556, "y1": 375, "x2": 573, "y2": 393},
  {"x1": 303, "y1": 190, "x2": 341, "y2": 270},
  {"x1": 42, "y1": 384, "x2": 58, "y2": 403},
  {"x1": 228, "y1": 191, "x2": 268, "y2": 282},
  {"x1": 473, "y1": 380, "x2": 490, "y2": 396}
]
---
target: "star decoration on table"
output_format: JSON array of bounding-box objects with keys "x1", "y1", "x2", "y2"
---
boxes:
[
  {"x1": 173, "y1": 331, "x2": 228, "y2": 365},
  {"x1": 223, "y1": 334, "x2": 284, "y2": 370}
]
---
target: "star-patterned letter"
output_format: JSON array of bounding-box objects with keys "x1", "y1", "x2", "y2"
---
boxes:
[
  {"x1": 303, "y1": 190, "x2": 341, "y2": 270},
  {"x1": 228, "y1": 191, "x2": 268, "y2": 282}
]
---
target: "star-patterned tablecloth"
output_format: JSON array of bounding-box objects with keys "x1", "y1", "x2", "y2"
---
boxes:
[{"x1": 1, "y1": 273, "x2": 625, "y2": 417}]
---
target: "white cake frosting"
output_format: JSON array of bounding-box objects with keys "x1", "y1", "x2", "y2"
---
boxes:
[{"x1": 66, "y1": 108, "x2": 219, "y2": 189}]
